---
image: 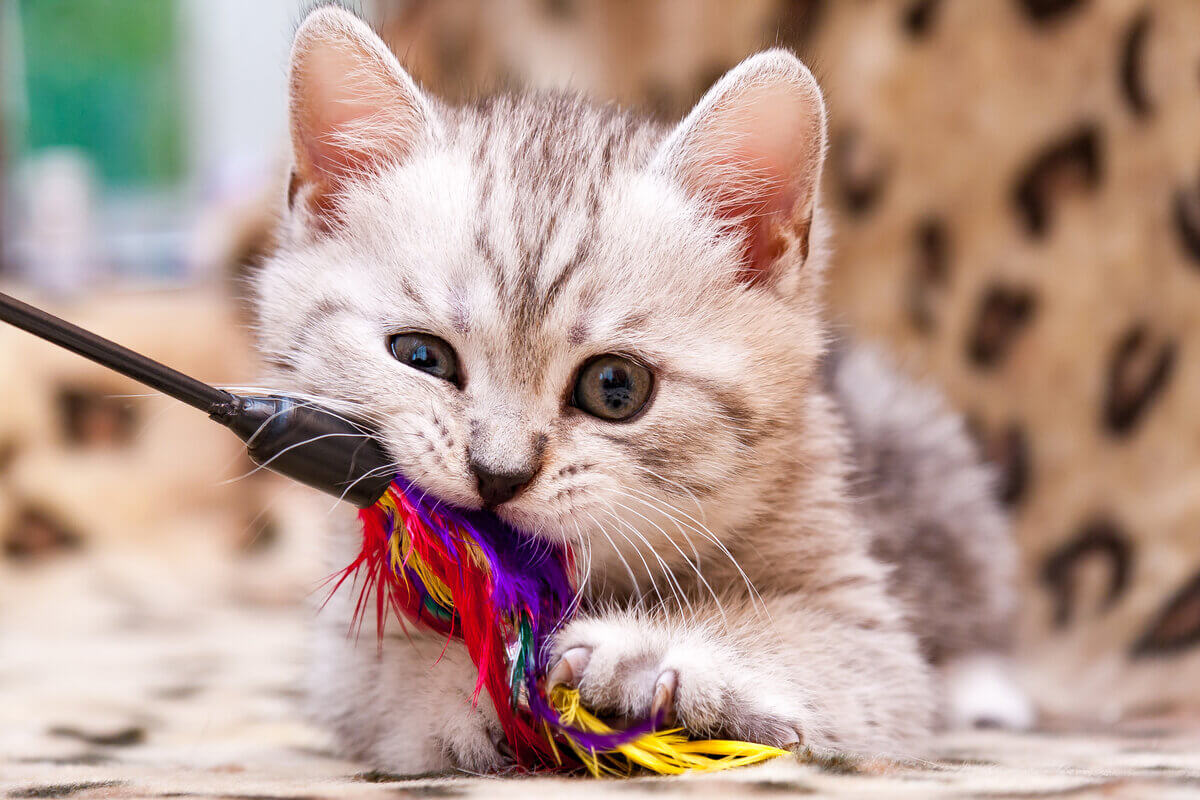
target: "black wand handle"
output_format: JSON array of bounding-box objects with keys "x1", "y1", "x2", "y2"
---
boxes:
[
  {"x1": 0, "y1": 291, "x2": 393, "y2": 507},
  {"x1": 0, "y1": 290, "x2": 236, "y2": 414}
]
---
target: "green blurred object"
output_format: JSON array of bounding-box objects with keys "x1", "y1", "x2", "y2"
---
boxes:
[{"x1": 18, "y1": 0, "x2": 184, "y2": 188}]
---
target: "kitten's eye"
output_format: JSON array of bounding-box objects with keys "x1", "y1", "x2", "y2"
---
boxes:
[
  {"x1": 388, "y1": 333, "x2": 460, "y2": 385},
  {"x1": 573, "y1": 355, "x2": 653, "y2": 421}
]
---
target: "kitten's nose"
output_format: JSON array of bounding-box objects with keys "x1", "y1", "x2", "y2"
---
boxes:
[{"x1": 471, "y1": 463, "x2": 536, "y2": 508}]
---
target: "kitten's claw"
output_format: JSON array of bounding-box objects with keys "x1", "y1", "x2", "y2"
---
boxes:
[
  {"x1": 548, "y1": 646, "x2": 592, "y2": 690},
  {"x1": 651, "y1": 669, "x2": 678, "y2": 727}
]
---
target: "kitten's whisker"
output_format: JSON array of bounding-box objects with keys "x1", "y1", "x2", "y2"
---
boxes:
[
  {"x1": 590, "y1": 513, "x2": 651, "y2": 610},
  {"x1": 619, "y1": 490, "x2": 711, "y2": 589},
  {"x1": 212, "y1": 398, "x2": 322, "y2": 478},
  {"x1": 608, "y1": 495, "x2": 726, "y2": 623},
  {"x1": 593, "y1": 506, "x2": 663, "y2": 609},
  {"x1": 600, "y1": 501, "x2": 690, "y2": 614},
  {"x1": 578, "y1": 507, "x2": 642, "y2": 608},
  {"x1": 613, "y1": 478, "x2": 704, "y2": 567},
  {"x1": 625, "y1": 488, "x2": 767, "y2": 625},
  {"x1": 219, "y1": 386, "x2": 386, "y2": 431},
  {"x1": 414, "y1": 481, "x2": 439, "y2": 513},
  {"x1": 559, "y1": 516, "x2": 592, "y2": 626},
  {"x1": 628, "y1": 490, "x2": 769, "y2": 623},
  {"x1": 623, "y1": 482, "x2": 770, "y2": 621},
  {"x1": 574, "y1": 509, "x2": 610, "y2": 587},
  {"x1": 631, "y1": 465, "x2": 707, "y2": 523},
  {"x1": 325, "y1": 460, "x2": 403, "y2": 514}
]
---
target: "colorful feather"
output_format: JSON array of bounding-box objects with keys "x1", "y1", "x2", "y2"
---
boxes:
[{"x1": 333, "y1": 476, "x2": 788, "y2": 775}]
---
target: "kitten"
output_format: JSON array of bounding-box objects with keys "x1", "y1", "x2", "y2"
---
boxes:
[{"x1": 255, "y1": 7, "x2": 1028, "y2": 773}]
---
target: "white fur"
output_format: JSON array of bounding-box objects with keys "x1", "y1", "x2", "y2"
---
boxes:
[{"x1": 944, "y1": 655, "x2": 1036, "y2": 731}]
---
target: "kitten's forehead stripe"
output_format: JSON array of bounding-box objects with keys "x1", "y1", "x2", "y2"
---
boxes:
[
  {"x1": 541, "y1": 234, "x2": 591, "y2": 314},
  {"x1": 451, "y1": 92, "x2": 659, "y2": 362},
  {"x1": 294, "y1": 297, "x2": 353, "y2": 346},
  {"x1": 448, "y1": 294, "x2": 470, "y2": 336},
  {"x1": 473, "y1": 227, "x2": 507, "y2": 302},
  {"x1": 513, "y1": 204, "x2": 561, "y2": 338}
]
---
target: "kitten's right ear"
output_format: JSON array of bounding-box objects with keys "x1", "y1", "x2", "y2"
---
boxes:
[
  {"x1": 654, "y1": 50, "x2": 827, "y2": 286},
  {"x1": 287, "y1": 6, "x2": 437, "y2": 225}
]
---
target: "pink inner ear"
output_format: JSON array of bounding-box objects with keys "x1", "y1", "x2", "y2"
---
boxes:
[
  {"x1": 300, "y1": 45, "x2": 371, "y2": 178},
  {"x1": 676, "y1": 78, "x2": 823, "y2": 281},
  {"x1": 690, "y1": 146, "x2": 800, "y2": 278},
  {"x1": 295, "y1": 42, "x2": 416, "y2": 184},
  {"x1": 288, "y1": 10, "x2": 431, "y2": 224}
]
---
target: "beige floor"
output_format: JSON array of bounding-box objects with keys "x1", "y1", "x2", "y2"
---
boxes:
[{"x1": 5, "y1": 556, "x2": 1200, "y2": 800}]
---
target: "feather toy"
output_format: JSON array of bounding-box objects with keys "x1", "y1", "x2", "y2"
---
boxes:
[
  {"x1": 0, "y1": 290, "x2": 788, "y2": 776},
  {"x1": 337, "y1": 476, "x2": 789, "y2": 775}
]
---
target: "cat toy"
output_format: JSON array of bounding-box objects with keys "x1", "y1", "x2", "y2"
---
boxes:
[{"x1": 0, "y1": 290, "x2": 787, "y2": 776}]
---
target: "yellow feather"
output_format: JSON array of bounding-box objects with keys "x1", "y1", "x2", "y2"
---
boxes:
[{"x1": 549, "y1": 685, "x2": 789, "y2": 776}]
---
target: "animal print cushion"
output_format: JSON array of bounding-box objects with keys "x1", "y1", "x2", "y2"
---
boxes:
[
  {"x1": 377, "y1": 0, "x2": 1200, "y2": 720},
  {"x1": 813, "y1": 0, "x2": 1200, "y2": 719}
]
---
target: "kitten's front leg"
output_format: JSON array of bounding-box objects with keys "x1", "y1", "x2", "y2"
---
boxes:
[
  {"x1": 310, "y1": 609, "x2": 511, "y2": 775},
  {"x1": 549, "y1": 597, "x2": 934, "y2": 756}
]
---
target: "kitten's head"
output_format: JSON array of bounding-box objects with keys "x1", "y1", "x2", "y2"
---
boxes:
[{"x1": 257, "y1": 8, "x2": 829, "y2": 586}]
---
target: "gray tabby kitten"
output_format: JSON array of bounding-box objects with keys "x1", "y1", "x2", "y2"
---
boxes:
[{"x1": 256, "y1": 7, "x2": 1030, "y2": 773}]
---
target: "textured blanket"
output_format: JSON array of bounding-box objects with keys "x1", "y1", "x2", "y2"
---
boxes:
[{"x1": 5, "y1": 556, "x2": 1200, "y2": 800}]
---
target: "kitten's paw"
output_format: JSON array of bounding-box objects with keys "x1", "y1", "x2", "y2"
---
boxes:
[
  {"x1": 548, "y1": 617, "x2": 804, "y2": 747},
  {"x1": 944, "y1": 654, "x2": 1035, "y2": 730},
  {"x1": 368, "y1": 712, "x2": 512, "y2": 776},
  {"x1": 433, "y1": 718, "x2": 515, "y2": 774}
]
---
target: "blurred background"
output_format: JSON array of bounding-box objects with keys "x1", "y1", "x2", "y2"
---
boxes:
[{"x1": 3, "y1": 0, "x2": 1200, "y2": 765}]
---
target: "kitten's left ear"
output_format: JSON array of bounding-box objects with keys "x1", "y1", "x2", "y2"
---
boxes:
[{"x1": 655, "y1": 50, "x2": 827, "y2": 284}]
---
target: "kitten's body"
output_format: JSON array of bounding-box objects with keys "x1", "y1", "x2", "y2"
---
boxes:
[{"x1": 261, "y1": 8, "x2": 1025, "y2": 774}]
